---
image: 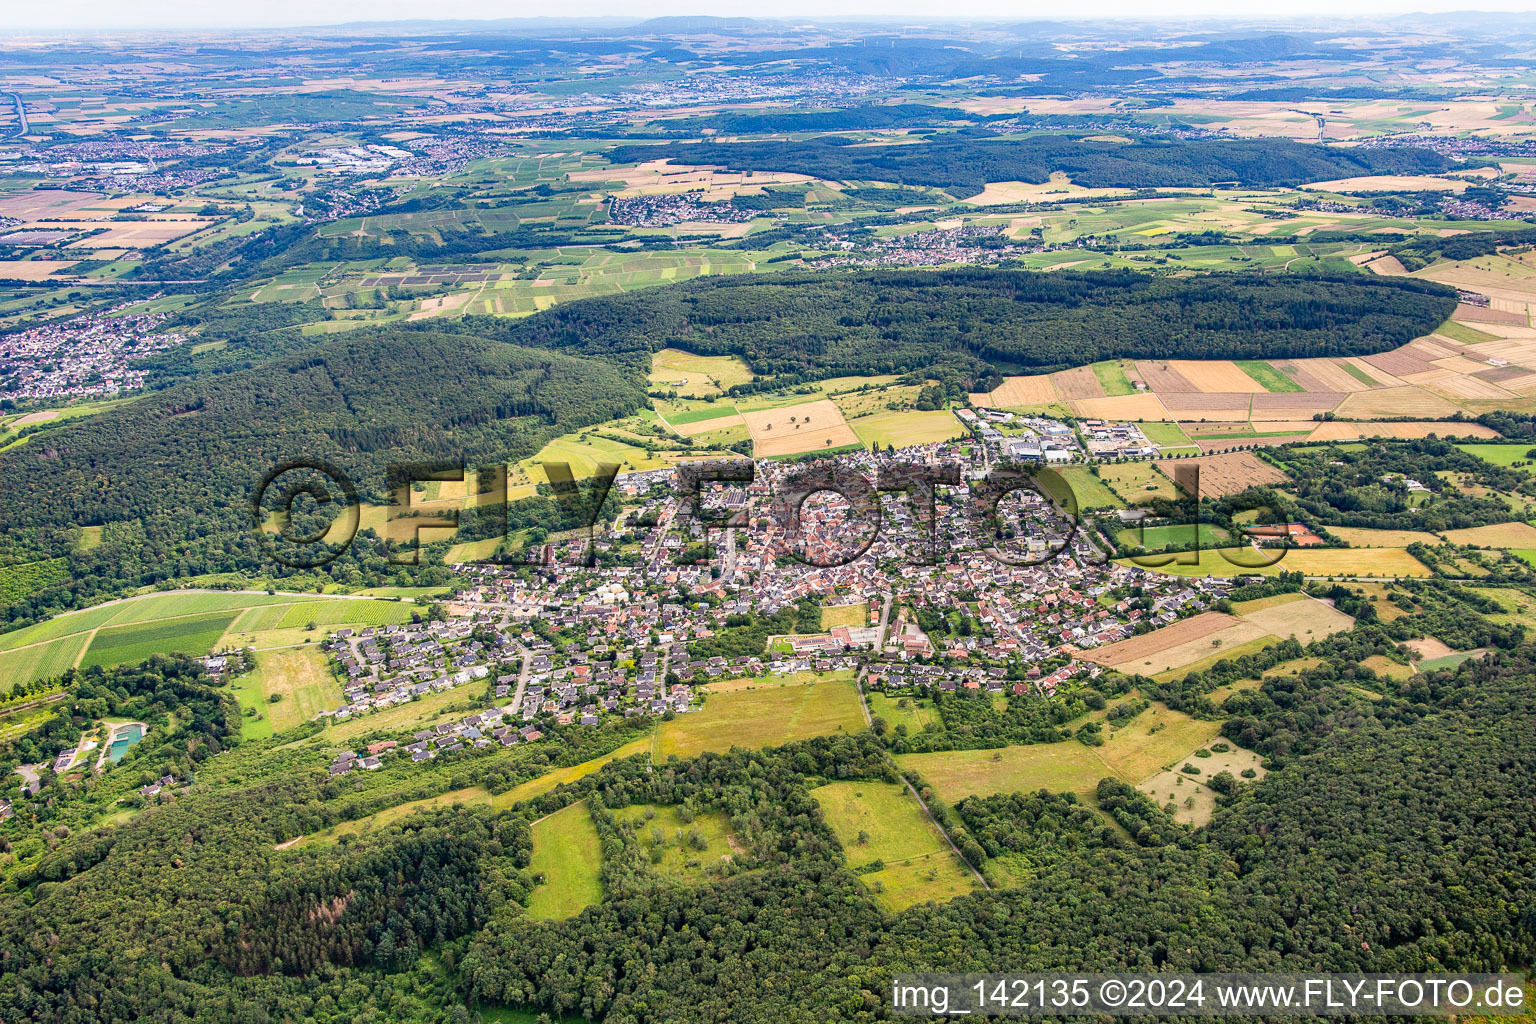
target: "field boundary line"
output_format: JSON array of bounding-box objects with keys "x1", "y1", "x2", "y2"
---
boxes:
[{"x1": 855, "y1": 667, "x2": 990, "y2": 891}]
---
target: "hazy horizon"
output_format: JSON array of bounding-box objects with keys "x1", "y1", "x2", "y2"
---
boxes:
[{"x1": 12, "y1": 1, "x2": 1536, "y2": 32}]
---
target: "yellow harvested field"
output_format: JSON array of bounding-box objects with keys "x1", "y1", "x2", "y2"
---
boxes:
[
  {"x1": 962, "y1": 174, "x2": 1099, "y2": 204},
  {"x1": 668, "y1": 411, "x2": 746, "y2": 437},
  {"x1": 1069, "y1": 393, "x2": 1171, "y2": 420},
  {"x1": 741, "y1": 399, "x2": 859, "y2": 457},
  {"x1": 1289, "y1": 357, "x2": 1378, "y2": 392},
  {"x1": 1343, "y1": 357, "x2": 1409, "y2": 388},
  {"x1": 1432, "y1": 356, "x2": 1488, "y2": 375},
  {"x1": 1077, "y1": 610, "x2": 1245, "y2": 668},
  {"x1": 64, "y1": 219, "x2": 216, "y2": 247},
  {"x1": 1306, "y1": 420, "x2": 1498, "y2": 441},
  {"x1": 1408, "y1": 637, "x2": 1456, "y2": 660},
  {"x1": 0, "y1": 260, "x2": 77, "y2": 280},
  {"x1": 972, "y1": 374, "x2": 1058, "y2": 407},
  {"x1": 570, "y1": 159, "x2": 814, "y2": 197},
  {"x1": 1442, "y1": 521, "x2": 1536, "y2": 547},
  {"x1": 1155, "y1": 450, "x2": 1287, "y2": 497},
  {"x1": 0, "y1": 190, "x2": 105, "y2": 219},
  {"x1": 1407, "y1": 369, "x2": 1519, "y2": 401},
  {"x1": 1303, "y1": 174, "x2": 1472, "y2": 192},
  {"x1": 1335, "y1": 387, "x2": 1462, "y2": 419},
  {"x1": 1240, "y1": 596, "x2": 1355, "y2": 641},
  {"x1": 1167, "y1": 360, "x2": 1269, "y2": 393},
  {"x1": 1327, "y1": 526, "x2": 1444, "y2": 547},
  {"x1": 1116, "y1": 621, "x2": 1274, "y2": 675},
  {"x1": 1160, "y1": 398, "x2": 1253, "y2": 421},
  {"x1": 1275, "y1": 548, "x2": 1431, "y2": 577}
]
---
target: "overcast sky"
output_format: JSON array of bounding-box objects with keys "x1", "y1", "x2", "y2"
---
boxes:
[{"x1": 11, "y1": 0, "x2": 1536, "y2": 31}]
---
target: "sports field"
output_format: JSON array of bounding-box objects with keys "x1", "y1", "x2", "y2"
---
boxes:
[
  {"x1": 813, "y1": 781, "x2": 976, "y2": 911},
  {"x1": 651, "y1": 672, "x2": 865, "y2": 760},
  {"x1": 527, "y1": 801, "x2": 603, "y2": 920}
]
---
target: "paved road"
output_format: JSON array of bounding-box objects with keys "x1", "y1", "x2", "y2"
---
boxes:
[
  {"x1": 874, "y1": 592, "x2": 894, "y2": 650},
  {"x1": 5, "y1": 93, "x2": 28, "y2": 138}
]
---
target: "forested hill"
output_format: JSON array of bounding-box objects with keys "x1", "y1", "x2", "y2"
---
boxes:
[
  {"x1": 506, "y1": 268, "x2": 1458, "y2": 386},
  {"x1": 608, "y1": 135, "x2": 1462, "y2": 196},
  {"x1": 0, "y1": 330, "x2": 644, "y2": 619}
]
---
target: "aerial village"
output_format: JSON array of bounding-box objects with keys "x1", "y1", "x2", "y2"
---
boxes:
[{"x1": 307, "y1": 429, "x2": 1230, "y2": 777}]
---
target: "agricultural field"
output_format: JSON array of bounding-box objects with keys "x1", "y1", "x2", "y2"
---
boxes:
[
  {"x1": 79, "y1": 611, "x2": 241, "y2": 672},
  {"x1": 1115, "y1": 522, "x2": 1230, "y2": 552},
  {"x1": 970, "y1": 374, "x2": 1059, "y2": 408},
  {"x1": 651, "y1": 672, "x2": 865, "y2": 760},
  {"x1": 1237, "y1": 594, "x2": 1355, "y2": 642},
  {"x1": 0, "y1": 632, "x2": 92, "y2": 688},
  {"x1": 1079, "y1": 611, "x2": 1264, "y2": 674},
  {"x1": 1456, "y1": 444, "x2": 1536, "y2": 472},
  {"x1": 527, "y1": 801, "x2": 604, "y2": 920},
  {"x1": 1140, "y1": 421, "x2": 1198, "y2": 450},
  {"x1": 1041, "y1": 467, "x2": 1121, "y2": 510},
  {"x1": 1155, "y1": 451, "x2": 1287, "y2": 498},
  {"x1": 1442, "y1": 521, "x2": 1536, "y2": 548},
  {"x1": 1098, "y1": 462, "x2": 1180, "y2": 504},
  {"x1": 740, "y1": 399, "x2": 860, "y2": 458},
  {"x1": 848, "y1": 409, "x2": 967, "y2": 449},
  {"x1": 1326, "y1": 526, "x2": 1444, "y2": 547},
  {"x1": 812, "y1": 781, "x2": 976, "y2": 911},
  {"x1": 1131, "y1": 546, "x2": 1431, "y2": 578}
]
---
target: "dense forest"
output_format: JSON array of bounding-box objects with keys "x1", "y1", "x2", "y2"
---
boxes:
[
  {"x1": 507, "y1": 267, "x2": 1457, "y2": 386},
  {"x1": 0, "y1": 589, "x2": 1531, "y2": 1023},
  {"x1": 609, "y1": 135, "x2": 1462, "y2": 197},
  {"x1": 0, "y1": 269, "x2": 1456, "y2": 628}
]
